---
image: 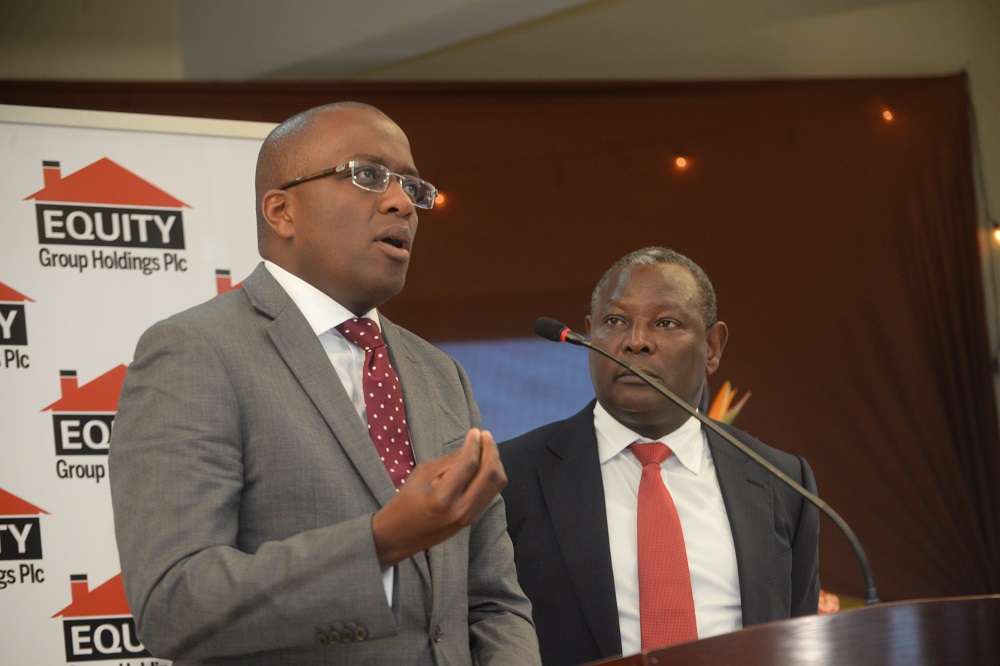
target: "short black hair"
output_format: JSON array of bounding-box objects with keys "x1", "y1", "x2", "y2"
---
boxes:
[{"x1": 591, "y1": 246, "x2": 718, "y2": 327}]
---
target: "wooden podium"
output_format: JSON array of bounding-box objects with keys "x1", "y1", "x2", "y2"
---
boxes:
[{"x1": 588, "y1": 595, "x2": 1000, "y2": 665}]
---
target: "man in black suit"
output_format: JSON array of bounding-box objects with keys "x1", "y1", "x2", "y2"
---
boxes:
[{"x1": 500, "y1": 246, "x2": 819, "y2": 666}]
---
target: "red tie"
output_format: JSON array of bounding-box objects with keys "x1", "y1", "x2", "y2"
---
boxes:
[
  {"x1": 336, "y1": 317, "x2": 415, "y2": 490},
  {"x1": 630, "y1": 442, "x2": 698, "y2": 649}
]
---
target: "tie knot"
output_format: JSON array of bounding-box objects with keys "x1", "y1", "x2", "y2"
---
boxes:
[
  {"x1": 336, "y1": 317, "x2": 384, "y2": 351},
  {"x1": 630, "y1": 441, "x2": 672, "y2": 467}
]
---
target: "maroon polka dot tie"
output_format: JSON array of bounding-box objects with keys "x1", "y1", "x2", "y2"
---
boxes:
[
  {"x1": 630, "y1": 441, "x2": 698, "y2": 648},
  {"x1": 336, "y1": 317, "x2": 415, "y2": 490}
]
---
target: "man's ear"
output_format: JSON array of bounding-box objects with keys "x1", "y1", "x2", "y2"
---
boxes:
[
  {"x1": 585, "y1": 314, "x2": 593, "y2": 336},
  {"x1": 705, "y1": 321, "x2": 729, "y2": 375},
  {"x1": 261, "y1": 189, "x2": 295, "y2": 240}
]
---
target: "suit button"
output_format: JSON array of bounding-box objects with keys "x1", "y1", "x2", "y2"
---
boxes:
[
  {"x1": 340, "y1": 628, "x2": 354, "y2": 643},
  {"x1": 354, "y1": 625, "x2": 368, "y2": 642},
  {"x1": 433, "y1": 624, "x2": 443, "y2": 642}
]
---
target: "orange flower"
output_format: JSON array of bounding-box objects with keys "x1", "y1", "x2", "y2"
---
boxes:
[
  {"x1": 707, "y1": 380, "x2": 751, "y2": 424},
  {"x1": 818, "y1": 589, "x2": 841, "y2": 614}
]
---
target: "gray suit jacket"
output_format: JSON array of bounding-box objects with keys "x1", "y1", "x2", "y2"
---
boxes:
[
  {"x1": 500, "y1": 401, "x2": 819, "y2": 666},
  {"x1": 109, "y1": 264, "x2": 539, "y2": 665}
]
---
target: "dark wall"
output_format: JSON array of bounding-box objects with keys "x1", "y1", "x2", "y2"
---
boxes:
[{"x1": 4, "y1": 76, "x2": 997, "y2": 601}]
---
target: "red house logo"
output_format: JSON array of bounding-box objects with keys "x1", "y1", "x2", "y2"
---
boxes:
[
  {"x1": 0, "y1": 487, "x2": 48, "y2": 563},
  {"x1": 0, "y1": 281, "x2": 33, "y2": 348},
  {"x1": 215, "y1": 268, "x2": 242, "y2": 295},
  {"x1": 25, "y1": 159, "x2": 189, "y2": 250},
  {"x1": 52, "y1": 573, "x2": 151, "y2": 662},
  {"x1": 42, "y1": 367, "x2": 126, "y2": 472}
]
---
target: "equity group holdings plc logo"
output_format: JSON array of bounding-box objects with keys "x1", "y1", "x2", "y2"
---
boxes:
[
  {"x1": 42, "y1": 366, "x2": 126, "y2": 483},
  {"x1": 0, "y1": 488, "x2": 48, "y2": 590},
  {"x1": 52, "y1": 573, "x2": 157, "y2": 663},
  {"x1": 25, "y1": 158, "x2": 190, "y2": 276},
  {"x1": 0, "y1": 281, "x2": 33, "y2": 369}
]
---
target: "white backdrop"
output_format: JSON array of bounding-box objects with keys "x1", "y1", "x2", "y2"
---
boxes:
[{"x1": 0, "y1": 105, "x2": 271, "y2": 665}]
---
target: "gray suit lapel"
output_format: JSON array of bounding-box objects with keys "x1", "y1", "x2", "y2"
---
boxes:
[
  {"x1": 707, "y1": 426, "x2": 774, "y2": 627},
  {"x1": 376, "y1": 317, "x2": 436, "y2": 584},
  {"x1": 538, "y1": 404, "x2": 621, "y2": 657},
  {"x1": 242, "y1": 265, "x2": 398, "y2": 507},
  {"x1": 378, "y1": 318, "x2": 439, "y2": 467}
]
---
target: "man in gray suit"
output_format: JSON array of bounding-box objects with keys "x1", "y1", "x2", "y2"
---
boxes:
[
  {"x1": 109, "y1": 102, "x2": 540, "y2": 665},
  {"x1": 500, "y1": 247, "x2": 819, "y2": 665}
]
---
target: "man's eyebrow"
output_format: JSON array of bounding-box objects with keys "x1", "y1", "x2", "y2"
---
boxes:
[{"x1": 603, "y1": 301, "x2": 688, "y2": 314}]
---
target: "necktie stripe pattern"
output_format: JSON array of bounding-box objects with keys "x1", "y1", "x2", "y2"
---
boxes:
[
  {"x1": 629, "y1": 441, "x2": 698, "y2": 649},
  {"x1": 336, "y1": 317, "x2": 416, "y2": 489}
]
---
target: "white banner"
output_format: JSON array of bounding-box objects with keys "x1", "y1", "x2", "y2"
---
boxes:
[{"x1": 0, "y1": 105, "x2": 273, "y2": 665}]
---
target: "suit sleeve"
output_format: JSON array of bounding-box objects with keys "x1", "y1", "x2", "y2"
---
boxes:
[
  {"x1": 454, "y1": 359, "x2": 542, "y2": 665},
  {"x1": 109, "y1": 317, "x2": 396, "y2": 661}
]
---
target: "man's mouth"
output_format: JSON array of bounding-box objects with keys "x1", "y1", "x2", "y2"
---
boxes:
[
  {"x1": 377, "y1": 229, "x2": 410, "y2": 251},
  {"x1": 617, "y1": 368, "x2": 660, "y2": 383}
]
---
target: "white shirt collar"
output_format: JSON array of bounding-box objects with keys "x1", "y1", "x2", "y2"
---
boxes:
[
  {"x1": 263, "y1": 260, "x2": 380, "y2": 335},
  {"x1": 593, "y1": 400, "x2": 705, "y2": 474}
]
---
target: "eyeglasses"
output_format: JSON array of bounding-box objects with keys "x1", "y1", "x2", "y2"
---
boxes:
[{"x1": 277, "y1": 160, "x2": 438, "y2": 209}]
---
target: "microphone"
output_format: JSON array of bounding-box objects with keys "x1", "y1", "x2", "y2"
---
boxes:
[
  {"x1": 534, "y1": 316, "x2": 589, "y2": 346},
  {"x1": 534, "y1": 316, "x2": 880, "y2": 606}
]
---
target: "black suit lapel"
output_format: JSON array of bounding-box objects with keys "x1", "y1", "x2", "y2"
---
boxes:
[
  {"x1": 537, "y1": 404, "x2": 622, "y2": 658},
  {"x1": 706, "y1": 426, "x2": 774, "y2": 627}
]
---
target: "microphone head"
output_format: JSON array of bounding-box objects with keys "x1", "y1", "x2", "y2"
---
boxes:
[{"x1": 535, "y1": 317, "x2": 570, "y2": 342}]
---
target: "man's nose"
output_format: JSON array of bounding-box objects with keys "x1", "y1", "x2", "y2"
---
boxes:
[
  {"x1": 623, "y1": 324, "x2": 653, "y2": 354},
  {"x1": 380, "y1": 177, "x2": 415, "y2": 215}
]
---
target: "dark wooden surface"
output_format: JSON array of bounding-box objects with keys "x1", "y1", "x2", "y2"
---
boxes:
[{"x1": 588, "y1": 596, "x2": 1000, "y2": 665}]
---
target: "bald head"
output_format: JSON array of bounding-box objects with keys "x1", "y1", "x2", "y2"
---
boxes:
[
  {"x1": 252, "y1": 101, "x2": 420, "y2": 313},
  {"x1": 254, "y1": 102, "x2": 388, "y2": 254}
]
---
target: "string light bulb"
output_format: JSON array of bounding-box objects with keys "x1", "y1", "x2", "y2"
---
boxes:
[
  {"x1": 882, "y1": 109, "x2": 894, "y2": 122},
  {"x1": 674, "y1": 156, "x2": 689, "y2": 170},
  {"x1": 434, "y1": 192, "x2": 446, "y2": 208}
]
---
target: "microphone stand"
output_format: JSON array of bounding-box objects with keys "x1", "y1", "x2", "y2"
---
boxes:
[{"x1": 538, "y1": 318, "x2": 880, "y2": 606}]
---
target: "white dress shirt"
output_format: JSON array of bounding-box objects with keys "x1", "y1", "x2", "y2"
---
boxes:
[
  {"x1": 594, "y1": 401, "x2": 742, "y2": 655},
  {"x1": 263, "y1": 261, "x2": 394, "y2": 604}
]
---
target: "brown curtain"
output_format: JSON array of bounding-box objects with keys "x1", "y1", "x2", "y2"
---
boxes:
[{"x1": 4, "y1": 75, "x2": 997, "y2": 600}]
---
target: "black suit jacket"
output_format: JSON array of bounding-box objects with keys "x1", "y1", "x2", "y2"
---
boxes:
[{"x1": 500, "y1": 401, "x2": 820, "y2": 666}]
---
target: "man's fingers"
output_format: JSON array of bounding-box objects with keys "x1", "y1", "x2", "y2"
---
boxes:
[
  {"x1": 443, "y1": 430, "x2": 506, "y2": 526},
  {"x1": 372, "y1": 428, "x2": 506, "y2": 566},
  {"x1": 427, "y1": 428, "x2": 482, "y2": 489},
  {"x1": 422, "y1": 428, "x2": 502, "y2": 524}
]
